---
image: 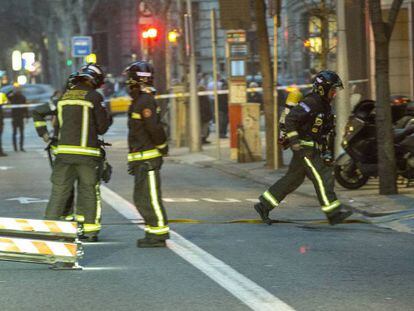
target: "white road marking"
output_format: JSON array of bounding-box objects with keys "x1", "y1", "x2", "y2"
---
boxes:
[
  {"x1": 6, "y1": 197, "x2": 49, "y2": 204},
  {"x1": 163, "y1": 198, "x2": 199, "y2": 202},
  {"x1": 201, "y1": 198, "x2": 242, "y2": 203},
  {"x1": 81, "y1": 242, "x2": 125, "y2": 246},
  {"x1": 82, "y1": 267, "x2": 128, "y2": 271},
  {"x1": 100, "y1": 185, "x2": 296, "y2": 311},
  {"x1": 160, "y1": 198, "x2": 282, "y2": 205},
  {"x1": 0, "y1": 166, "x2": 14, "y2": 171}
]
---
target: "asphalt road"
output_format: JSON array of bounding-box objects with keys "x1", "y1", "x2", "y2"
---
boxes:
[{"x1": 0, "y1": 117, "x2": 413, "y2": 311}]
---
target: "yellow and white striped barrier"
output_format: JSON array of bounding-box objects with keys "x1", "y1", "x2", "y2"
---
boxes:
[
  {"x1": 0, "y1": 236, "x2": 82, "y2": 268},
  {"x1": 0, "y1": 217, "x2": 79, "y2": 239},
  {"x1": 0, "y1": 217, "x2": 82, "y2": 269}
]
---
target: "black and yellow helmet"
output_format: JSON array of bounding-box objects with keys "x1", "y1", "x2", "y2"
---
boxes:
[
  {"x1": 312, "y1": 70, "x2": 343, "y2": 97},
  {"x1": 75, "y1": 63, "x2": 105, "y2": 88},
  {"x1": 124, "y1": 61, "x2": 154, "y2": 89}
]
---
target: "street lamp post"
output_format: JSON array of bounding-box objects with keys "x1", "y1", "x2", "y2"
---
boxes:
[
  {"x1": 185, "y1": 0, "x2": 201, "y2": 152},
  {"x1": 336, "y1": 0, "x2": 350, "y2": 156}
]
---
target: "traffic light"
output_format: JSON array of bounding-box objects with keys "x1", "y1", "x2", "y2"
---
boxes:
[
  {"x1": 303, "y1": 39, "x2": 311, "y2": 48},
  {"x1": 142, "y1": 26, "x2": 159, "y2": 40},
  {"x1": 66, "y1": 59, "x2": 73, "y2": 66},
  {"x1": 168, "y1": 30, "x2": 179, "y2": 43}
]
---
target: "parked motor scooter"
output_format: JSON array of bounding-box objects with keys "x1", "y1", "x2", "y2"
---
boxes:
[{"x1": 334, "y1": 97, "x2": 414, "y2": 189}]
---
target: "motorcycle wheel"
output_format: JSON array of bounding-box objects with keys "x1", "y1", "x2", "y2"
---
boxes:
[{"x1": 334, "y1": 160, "x2": 369, "y2": 189}]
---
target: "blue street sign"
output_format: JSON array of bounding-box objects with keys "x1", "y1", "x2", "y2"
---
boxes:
[{"x1": 71, "y1": 36, "x2": 93, "y2": 58}]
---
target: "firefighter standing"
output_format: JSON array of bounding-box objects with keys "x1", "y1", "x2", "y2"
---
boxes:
[
  {"x1": 124, "y1": 61, "x2": 170, "y2": 248},
  {"x1": 45, "y1": 64, "x2": 112, "y2": 242},
  {"x1": 254, "y1": 71, "x2": 353, "y2": 225},
  {"x1": 8, "y1": 85, "x2": 28, "y2": 152},
  {"x1": 0, "y1": 92, "x2": 7, "y2": 156},
  {"x1": 33, "y1": 86, "x2": 75, "y2": 218}
]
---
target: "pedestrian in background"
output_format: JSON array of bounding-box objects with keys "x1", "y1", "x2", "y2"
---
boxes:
[
  {"x1": 8, "y1": 84, "x2": 28, "y2": 152},
  {"x1": 218, "y1": 79, "x2": 229, "y2": 138},
  {"x1": 0, "y1": 92, "x2": 8, "y2": 156},
  {"x1": 247, "y1": 81, "x2": 263, "y2": 111},
  {"x1": 199, "y1": 85, "x2": 213, "y2": 144}
]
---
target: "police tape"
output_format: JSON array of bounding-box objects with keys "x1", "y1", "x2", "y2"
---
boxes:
[
  {"x1": 1, "y1": 102, "x2": 44, "y2": 109},
  {"x1": 0, "y1": 79, "x2": 369, "y2": 109},
  {"x1": 154, "y1": 79, "x2": 369, "y2": 100}
]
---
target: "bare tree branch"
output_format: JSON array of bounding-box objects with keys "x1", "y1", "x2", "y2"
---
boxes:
[
  {"x1": 368, "y1": 0, "x2": 387, "y2": 44},
  {"x1": 386, "y1": 0, "x2": 404, "y2": 38}
]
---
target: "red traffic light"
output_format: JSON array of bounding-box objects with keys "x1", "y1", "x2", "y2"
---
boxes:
[{"x1": 142, "y1": 27, "x2": 158, "y2": 39}]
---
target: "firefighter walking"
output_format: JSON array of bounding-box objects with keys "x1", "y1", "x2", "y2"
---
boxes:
[
  {"x1": 124, "y1": 61, "x2": 170, "y2": 248},
  {"x1": 45, "y1": 64, "x2": 112, "y2": 242},
  {"x1": 254, "y1": 70, "x2": 353, "y2": 225}
]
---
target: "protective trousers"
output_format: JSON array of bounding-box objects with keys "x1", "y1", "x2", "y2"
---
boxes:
[
  {"x1": 0, "y1": 118, "x2": 3, "y2": 153},
  {"x1": 45, "y1": 157, "x2": 102, "y2": 235},
  {"x1": 12, "y1": 118, "x2": 24, "y2": 151},
  {"x1": 259, "y1": 148, "x2": 341, "y2": 214},
  {"x1": 133, "y1": 158, "x2": 169, "y2": 240}
]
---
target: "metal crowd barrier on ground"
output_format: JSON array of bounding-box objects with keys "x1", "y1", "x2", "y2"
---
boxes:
[{"x1": 0, "y1": 217, "x2": 83, "y2": 270}]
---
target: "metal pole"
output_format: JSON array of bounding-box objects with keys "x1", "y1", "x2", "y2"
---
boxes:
[
  {"x1": 335, "y1": 0, "x2": 350, "y2": 156},
  {"x1": 210, "y1": 9, "x2": 221, "y2": 159},
  {"x1": 185, "y1": 0, "x2": 201, "y2": 152},
  {"x1": 273, "y1": 14, "x2": 280, "y2": 169}
]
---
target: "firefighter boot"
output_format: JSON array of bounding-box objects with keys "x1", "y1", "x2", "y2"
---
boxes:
[
  {"x1": 326, "y1": 208, "x2": 353, "y2": 225},
  {"x1": 79, "y1": 234, "x2": 99, "y2": 242},
  {"x1": 254, "y1": 203, "x2": 272, "y2": 225},
  {"x1": 137, "y1": 238, "x2": 166, "y2": 248}
]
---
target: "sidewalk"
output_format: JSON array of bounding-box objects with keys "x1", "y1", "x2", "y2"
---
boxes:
[{"x1": 169, "y1": 135, "x2": 414, "y2": 233}]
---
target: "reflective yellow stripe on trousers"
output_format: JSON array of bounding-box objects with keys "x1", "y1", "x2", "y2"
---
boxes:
[
  {"x1": 303, "y1": 156, "x2": 340, "y2": 212},
  {"x1": 148, "y1": 170, "x2": 166, "y2": 228},
  {"x1": 263, "y1": 190, "x2": 279, "y2": 207}
]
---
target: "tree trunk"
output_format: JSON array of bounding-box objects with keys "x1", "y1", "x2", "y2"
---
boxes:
[
  {"x1": 320, "y1": 0, "x2": 329, "y2": 69},
  {"x1": 368, "y1": 0, "x2": 403, "y2": 194},
  {"x1": 375, "y1": 40, "x2": 398, "y2": 194},
  {"x1": 255, "y1": 0, "x2": 275, "y2": 168},
  {"x1": 38, "y1": 36, "x2": 51, "y2": 84},
  {"x1": 47, "y1": 19, "x2": 63, "y2": 89},
  {"x1": 153, "y1": 21, "x2": 167, "y2": 94}
]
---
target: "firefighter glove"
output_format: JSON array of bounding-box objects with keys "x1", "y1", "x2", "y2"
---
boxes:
[{"x1": 42, "y1": 133, "x2": 51, "y2": 143}]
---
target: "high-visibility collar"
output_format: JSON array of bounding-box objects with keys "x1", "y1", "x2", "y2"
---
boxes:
[
  {"x1": 57, "y1": 145, "x2": 101, "y2": 157},
  {"x1": 128, "y1": 149, "x2": 162, "y2": 162}
]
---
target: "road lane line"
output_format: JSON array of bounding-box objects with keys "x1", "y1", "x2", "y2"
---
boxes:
[{"x1": 100, "y1": 185, "x2": 296, "y2": 311}]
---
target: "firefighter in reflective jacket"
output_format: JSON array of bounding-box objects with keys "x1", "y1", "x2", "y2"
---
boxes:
[
  {"x1": 124, "y1": 61, "x2": 169, "y2": 248},
  {"x1": 45, "y1": 64, "x2": 112, "y2": 242},
  {"x1": 0, "y1": 92, "x2": 8, "y2": 156},
  {"x1": 33, "y1": 79, "x2": 76, "y2": 217},
  {"x1": 254, "y1": 70, "x2": 353, "y2": 225}
]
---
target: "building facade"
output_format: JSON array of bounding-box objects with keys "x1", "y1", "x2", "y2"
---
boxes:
[{"x1": 88, "y1": 0, "x2": 414, "y2": 99}]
